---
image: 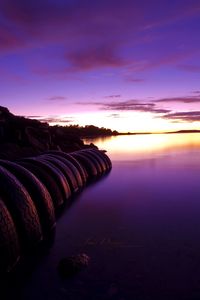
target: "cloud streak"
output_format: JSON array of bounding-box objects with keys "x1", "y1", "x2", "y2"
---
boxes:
[
  {"x1": 27, "y1": 115, "x2": 43, "y2": 118},
  {"x1": 163, "y1": 111, "x2": 200, "y2": 122},
  {"x1": 155, "y1": 96, "x2": 200, "y2": 104},
  {"x1": 77, "y1": 94, "x2": 200, "y2": 123},
  {"x1": 78, "y1": 99, "x2": 171, "y2": 114},
  {"x1": 102, "y1": 101, "x2": 171, "y2": 114},
  {"x1": 46, "y1": 96, "x2": 67, "y2": 101}
]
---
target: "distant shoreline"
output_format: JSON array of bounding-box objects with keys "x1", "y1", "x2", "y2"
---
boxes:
[
  {"x1": 125, "y1": 130, "x2": 200, "y2": 135},
  {"x1": 84, "y1": 130, "x2": 200, "y2": 138}
]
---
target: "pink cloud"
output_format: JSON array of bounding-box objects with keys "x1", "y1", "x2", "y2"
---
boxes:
[{"x1": 66, "y1": 46, "x2": 128, "y2": 71}]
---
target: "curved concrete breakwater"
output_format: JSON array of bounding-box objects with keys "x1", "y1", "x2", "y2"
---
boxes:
[{"x1": 0, "y1": 148, "x2": 112, "y2": 276}]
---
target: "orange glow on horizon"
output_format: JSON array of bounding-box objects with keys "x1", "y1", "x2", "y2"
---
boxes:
[
  {"x1": 48, "y1": 111, "x2": 200, "y2": 134},
  {"x1": 84, "y1": 133, "x2": 200, "y2": 161}
]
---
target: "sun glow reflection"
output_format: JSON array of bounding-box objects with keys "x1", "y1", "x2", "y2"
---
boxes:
[{"x1": 84, "y1": 133, "x2": 200, "y2": 161}]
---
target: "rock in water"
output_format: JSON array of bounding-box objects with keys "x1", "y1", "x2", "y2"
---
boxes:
[{"x1": 58, "y1": 253, "x2": 90, "y2": 277}]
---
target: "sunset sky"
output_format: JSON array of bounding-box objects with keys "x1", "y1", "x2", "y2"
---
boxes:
[{"x1": 0, "y1": 0, "x2": 200, "y2": 132}]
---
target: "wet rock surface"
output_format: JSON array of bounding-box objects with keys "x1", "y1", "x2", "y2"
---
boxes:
[{"x1": 58, "y1": 253, "x2": 90, "y2": 278}]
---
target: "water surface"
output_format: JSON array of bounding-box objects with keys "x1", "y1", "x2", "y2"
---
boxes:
[{"x1": 18, "y1": 133, "x2": 200, "y2": 300}]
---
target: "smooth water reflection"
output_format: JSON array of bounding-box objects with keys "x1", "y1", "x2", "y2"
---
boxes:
[
  {"x1": 84, "y1": 133, "x2": 200, "y2": 161},
  {"x1": 19, "y1": 133, "x2": 200, "y2": 300}
]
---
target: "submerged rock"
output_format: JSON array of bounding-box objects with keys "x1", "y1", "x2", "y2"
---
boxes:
[{"x1": 58, "y1": 253, "x2": 90, "y2": 277}]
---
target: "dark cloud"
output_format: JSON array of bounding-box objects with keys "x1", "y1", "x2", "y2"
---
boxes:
[
  {"x1": 30, "y1": 47, "x2": 193, "y2": 77},
  {"x1": 66, "y1": 46, "x2": 128, "y2": 71},
  {"x1": 0, "y1": 0, "x2": 138, "y2": 54},
  {"x1": 46, "y1": 96, "x2": 67, "y2": 101},
  {"x1": 163, "y1": 111, "x2": 200, "y2": 122},
  {"x1": 1, "y1": 0, "x2": 199, "y2": 41},
  {"x1": 0, "y1": 0, "x2": 198, "y2": 73},
  {"x1": 155, "y1": 96, "x2": 200, "y2": 104}
]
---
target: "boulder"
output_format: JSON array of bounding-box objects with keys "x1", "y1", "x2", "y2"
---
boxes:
[{"x1": 58, "y1": 253, "x2": 90, "y2": 277}]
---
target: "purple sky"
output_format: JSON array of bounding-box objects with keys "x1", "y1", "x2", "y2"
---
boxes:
[{"x1": 0, "y1": 0, "x2": 200, "y2": 132}]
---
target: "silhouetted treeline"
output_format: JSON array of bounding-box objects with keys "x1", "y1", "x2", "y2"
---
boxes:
[{"x1": 52, "y1": 124, "x2": 118, "y2": 138}]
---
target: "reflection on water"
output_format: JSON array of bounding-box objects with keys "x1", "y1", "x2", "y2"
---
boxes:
[
  {"x1": 84, "y1": 133, "x2": 200, "y2": 161},
  {"x1": 19, "y1": 133, "x2": 200, "y2": 300}
]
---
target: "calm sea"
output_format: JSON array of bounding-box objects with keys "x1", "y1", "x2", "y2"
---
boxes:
[{"x1": 19, "y1": 133, "x2": 200, "y2": 300}]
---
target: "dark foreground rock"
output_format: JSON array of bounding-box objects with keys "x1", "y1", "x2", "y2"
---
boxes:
[{"x1": 58, "y1": 253, "x2": 90, "y2": 278}]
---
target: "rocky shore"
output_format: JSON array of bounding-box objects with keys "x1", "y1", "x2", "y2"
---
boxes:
[
  {"x1": 0, "y1": 106, "x2": 112, "y2": 279},
  {"x1": 0, "y1": 106, "x2": 93, "y2": 160}
]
